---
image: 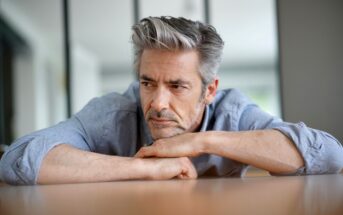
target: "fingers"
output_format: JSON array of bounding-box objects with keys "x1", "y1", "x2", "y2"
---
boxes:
[
  {"x1": 177, "y1": 170, "x2": 197, "y2": 179},
  {"x1": 135, "y1": 139, "x2": 183, "y2": 158},
  {"x1": 135, "y1": 146, "x2": 157, "y2": 158},
  {"x1": 135, "y1": 140, "x2": 170, "y2": 158},
  {"x1": 136, "y1": 147, "x2": 198, "y2": 179},
  {"x1": 144, "y1": 157, "x2": 197, "y2": 180},
  {"x1": 177, "y1": 157, "x2": 198, "y2": 180},
  {"x1": 136, "y1": 134, "x2": 201, "y2": 158}
]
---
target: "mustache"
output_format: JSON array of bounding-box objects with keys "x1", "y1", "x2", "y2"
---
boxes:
[{"x1": 146, "y1": 109, "x2": 178, "y2": 122}]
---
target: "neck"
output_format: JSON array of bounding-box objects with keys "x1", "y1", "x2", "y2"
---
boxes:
[{"x1": 189, "y1": 104, "x2": 207, "y2": 133}]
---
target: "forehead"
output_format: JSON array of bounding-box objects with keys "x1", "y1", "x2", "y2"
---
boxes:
[{"x1": 139, "y1": 49, "x2": 201, "y2": 81}]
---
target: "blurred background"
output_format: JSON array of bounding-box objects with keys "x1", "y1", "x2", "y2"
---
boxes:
[{"x1": 0, "y1": 0, "x2": 342, "y2": 153}]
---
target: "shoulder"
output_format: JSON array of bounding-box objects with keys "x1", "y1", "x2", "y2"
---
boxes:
[
  {"x1": 75, "y1": 82, "x2": 140, "y2": 121},
  {"x1": 208, "y1": 88, "x2": 259, "y2": 130},
  {"x1": 212, "y1": 88, "x2": 254, "y2": 114}
]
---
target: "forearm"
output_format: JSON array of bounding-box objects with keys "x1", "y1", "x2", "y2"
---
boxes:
[
  {"x1": 37, "y1": 144, "x2": 147, "y2": 184},
  {"x1": 203, "y1": 130, "x2": 305, "y2": 174},
  {"x1": 38, "y1": 144, "x2": 197, "y2": 184}
]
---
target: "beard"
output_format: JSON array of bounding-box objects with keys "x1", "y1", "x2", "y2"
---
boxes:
[
  {"x1": 144, "y1": 89, "x2": 208, "y2": 140},
  {"x1": 145, "y1": 109, "x2": 186, "y2": 140},
  {"x1": 145, "y1": 104, "x2": 206, "y2": 140}
]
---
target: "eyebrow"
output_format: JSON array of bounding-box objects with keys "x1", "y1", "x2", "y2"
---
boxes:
[
  {"x1": 140, "y1": 74, "x2": 155, "y2": 82},
  {"x1": 168, "y1": 79, "x2": 191, "y2": 86},
  {"x1": 140, "y1": 75, "x2": 191, "y2": 86}
]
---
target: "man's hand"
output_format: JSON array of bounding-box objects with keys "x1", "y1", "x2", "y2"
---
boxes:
[
  {"x1": 135, "y1": 133, "x2": 204, "y2": 158},
  {"x1": 37, "y1": 144, "x2": 197, "y2": 184},
  {"x1": 135, "y1": 133, "x2": 199, "y2": 179},
  {"x1": 142, "y1": 157, "x2": 197, "y2": 180},
  {"x1": 136, "y1": 130, "x2": 305, "y2": 175}
]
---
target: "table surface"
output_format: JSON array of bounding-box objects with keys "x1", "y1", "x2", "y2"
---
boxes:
[{"x1": 1, "y1": 174, "x2": 343, "y2": 215}]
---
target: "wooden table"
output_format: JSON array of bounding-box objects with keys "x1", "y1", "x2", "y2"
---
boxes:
[{"x1": 1, "y1": 175, "x2": 343, "y2": 215}]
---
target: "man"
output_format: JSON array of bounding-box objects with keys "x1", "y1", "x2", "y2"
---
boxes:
[{"x1": 1, "y1": 16, "x2": 342, "y2": 185}]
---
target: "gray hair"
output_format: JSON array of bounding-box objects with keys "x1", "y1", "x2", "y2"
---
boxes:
[{"x1": 131, "y1": 16, "x2": 224, "y2": 86}]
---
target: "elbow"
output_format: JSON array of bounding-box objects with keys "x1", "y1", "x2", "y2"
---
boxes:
[
  {"x1": 0, "y1": 149, "x2": 35, "y2": 185},
  {"x1": 323, "y1": 134, "x2": 343, "y2": 174},
  {"x1": 325, "y1": 147, "x2": 343, "y2": 174},
  {"x1": 0, "y1": 154, "x2": 21, "y2": 185},
  {"x1": 306, "y1": 134, "x2": 343, "y2": 175}
]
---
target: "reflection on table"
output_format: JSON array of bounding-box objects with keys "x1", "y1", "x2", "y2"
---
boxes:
[{"x1": 1, "y1": 174, "x2": 343, "y2": 215}]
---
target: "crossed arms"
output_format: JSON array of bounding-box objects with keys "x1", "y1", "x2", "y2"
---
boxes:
[
  {"x1": 2, "y1": 89, "x2": 343, "y2": 185},
  {"x1": 37, "y1": 129, "x2": 304, "y2": 184}
]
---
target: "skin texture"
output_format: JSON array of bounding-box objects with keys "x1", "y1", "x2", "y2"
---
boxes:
[
  {"x1": 38, "y1": 144, "x2": 197, "y2": 184},
  {"x1": 135, "y1": 130, "x2": 304, "y2": 174},
  {"x1": 37, "y1": 49, "x2": 304, "y2": 184},
  {"x1": 139, "y1": 49, "x2": 216, "y2": 140},
  {"x1": 136, "y1": 49, "x2": 304, "y2": 174},
  {"x1": 37, "y1": 49, "x2": 209, "y2": 184}
]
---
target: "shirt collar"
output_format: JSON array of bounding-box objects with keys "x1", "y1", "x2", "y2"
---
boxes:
[{"x1": 200, "y1": 105, "x2": 210, "y2": 132}]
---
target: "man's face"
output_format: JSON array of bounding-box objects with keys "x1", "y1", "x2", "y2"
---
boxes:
[{"x1": 139, "y1": 49, "x2": 209, "y2": 140}]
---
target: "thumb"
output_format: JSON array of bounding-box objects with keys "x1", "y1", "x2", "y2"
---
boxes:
[{"x1": 134, "y1": 146, "x2": 156, "y2": 158}]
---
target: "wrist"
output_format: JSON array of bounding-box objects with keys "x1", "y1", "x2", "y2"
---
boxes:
[
  {"x1": 133, "y1": 157, "x2": 167, "y2": 180},
  {"x1": 200, "y1": 131, "x2": 228, "y2": 155},
  {"x1": 198, "y1": 131, "x2": 215, "y2": 154},
  {"x1": 110, "y1": 157, "x2": 151, "y2": 180},
  {"x1": 131, "y1": 158, "x2": 151, "y2": 179}
]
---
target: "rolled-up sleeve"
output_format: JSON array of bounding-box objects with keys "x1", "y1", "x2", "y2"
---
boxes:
[
  {"x1": 238, "y1": 103, "x2": 343, "y2": 175},
  {"x1": 273, "y1": 122, "x2": 343, "y2": 175},
  {"x1": 0, "y1": 87, "x2": 139, "y2": 185},
  {"x1": 0, "y1": 117, "x2": 92, "y2": 185},
  {"x1": 0, "y1": 83, "x2": 140, "y2": 185}
]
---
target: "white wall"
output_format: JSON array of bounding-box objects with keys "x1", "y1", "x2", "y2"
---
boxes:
[{"x1": 72, "y1": 45, "x2": 101, "y2": 113}]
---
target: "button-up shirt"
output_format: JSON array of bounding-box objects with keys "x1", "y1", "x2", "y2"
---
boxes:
[{"x1": 1, "y1": 82, "x2": 342, "y2": 185}]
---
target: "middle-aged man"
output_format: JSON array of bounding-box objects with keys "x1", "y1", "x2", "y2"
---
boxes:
[{"x1": 1, "y1": 16, "x2": 342, "y2": 185}]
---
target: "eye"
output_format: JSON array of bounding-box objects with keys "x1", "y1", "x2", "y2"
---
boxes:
[
  {"x1": 171, "y1": 84, "x2": 181, "y2": 89},
  {"x1": 141, "y1": 81, "x2": 153, "y2": 87},
  {"x1": 170, "y1": 84, "x2": 188, "y2": 91}
]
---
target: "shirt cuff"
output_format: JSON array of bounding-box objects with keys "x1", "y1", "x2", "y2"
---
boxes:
[{"x1": 272, "y1": 122, "x2": 342, "y2": 175}]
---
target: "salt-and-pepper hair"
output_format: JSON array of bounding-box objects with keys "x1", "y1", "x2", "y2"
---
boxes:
[{"x1": 132, "y1": 16, "x2": 224, "y2": 86}]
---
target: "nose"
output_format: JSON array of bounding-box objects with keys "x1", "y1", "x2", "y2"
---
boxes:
[{"x1": 150, "y1": 86, "x2": 170, "y2": 112}]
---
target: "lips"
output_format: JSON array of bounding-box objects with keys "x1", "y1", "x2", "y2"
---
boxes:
[
  {"x1": 149, "y1": 117, "x2": 176, "y2": 128},
  {"x1": 150, "y1": 117, "x2": 172, "y2": 121}
]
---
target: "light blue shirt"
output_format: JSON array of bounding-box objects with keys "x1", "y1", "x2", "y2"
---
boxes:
[{"x1": 1, "y1": 82, "x2": 342, "y2": 185}]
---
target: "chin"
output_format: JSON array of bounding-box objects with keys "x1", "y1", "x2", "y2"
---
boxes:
[{"x1": 150, "y1": 128, "x2": 184, "y2": 140}]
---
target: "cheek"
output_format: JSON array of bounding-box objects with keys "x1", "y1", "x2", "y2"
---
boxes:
[
  {"x1": 140, "y1": 91, "x2": 150, "y2": 115},
  {"x1": 174, "y1": 100, "x2": 203, "y2": 123}
]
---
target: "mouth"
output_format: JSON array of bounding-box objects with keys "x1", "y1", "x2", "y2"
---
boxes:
[{"x1": 148, "y1": 117, "x2": 176, "y2": 128}]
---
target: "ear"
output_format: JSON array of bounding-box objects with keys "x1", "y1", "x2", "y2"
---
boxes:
[{"x1": 204, "y1": 78, "x2": 218, "y2": 104}]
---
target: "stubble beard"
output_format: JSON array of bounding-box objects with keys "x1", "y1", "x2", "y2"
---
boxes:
[
  {"x1": 147, "y1": 103, "x2": 205, "y2": 141},
  {"x1": 146, "y1": 88, "x2": 208, "y2": 140},
  {"x1": 146, "y1": 108, "x2": 185, "y2": 140}
]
